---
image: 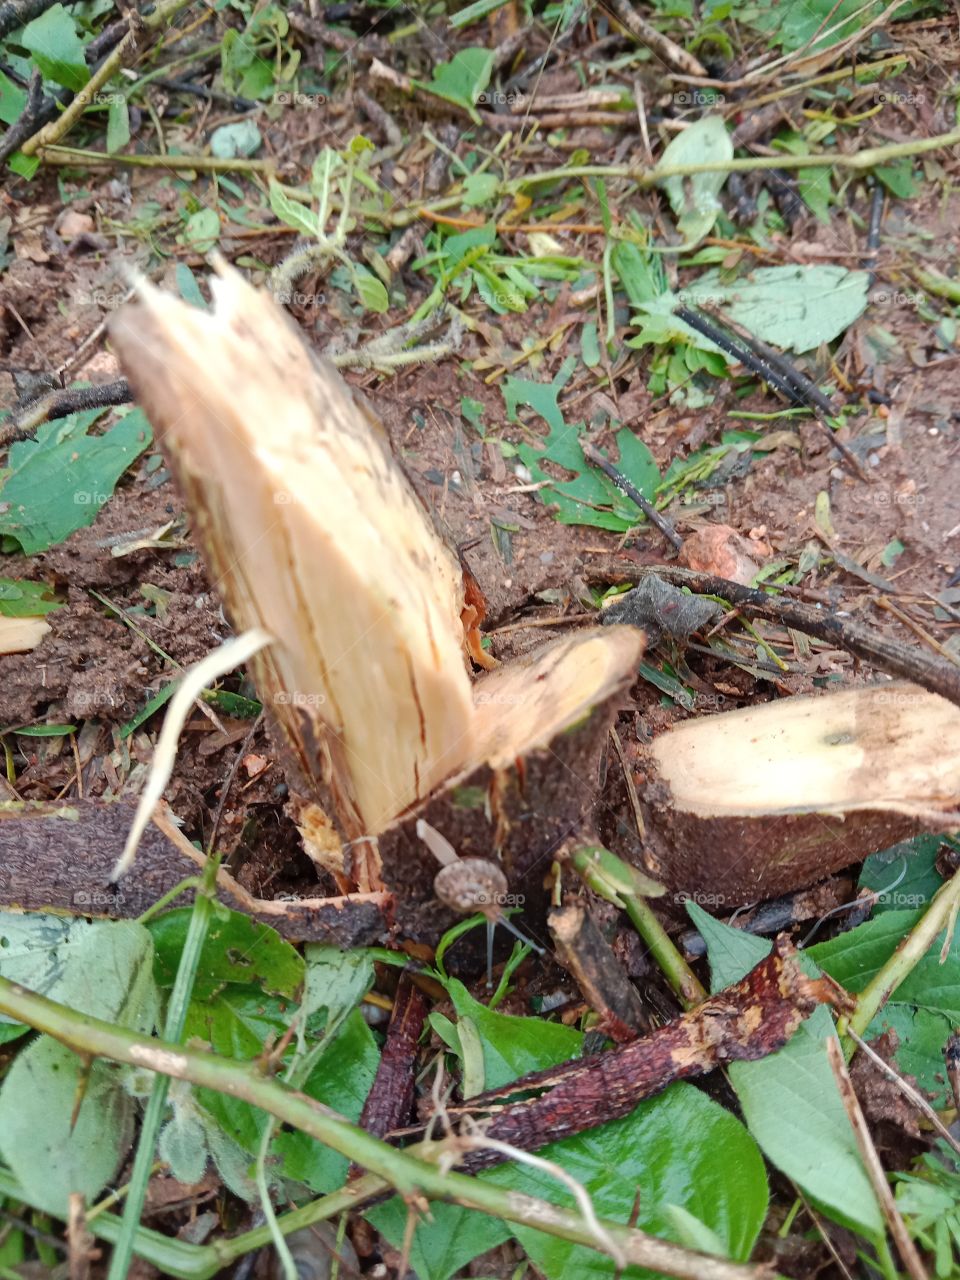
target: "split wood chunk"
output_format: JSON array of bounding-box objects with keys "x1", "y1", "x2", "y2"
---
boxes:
[
  {"x1": 108, "y1": 263, "x2": 644, "y2": 933},
  {"x1": 0, "y1": 616, "x2": 50, "y2": 655},
  {"x1": 635, "y1": 681, "x2": 960, "y2": 906}
]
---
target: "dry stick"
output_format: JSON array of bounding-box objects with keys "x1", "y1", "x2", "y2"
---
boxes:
[
  {"x1": 549, "y1": 903, "x2": 649, "y2": 1038},
  {"x1": 634, "y1": 566, "x2": 960, "y2": 708},
  {"x1": 0, "y1": 0, "x2": 56, "y2": 39},
  {"x1": 580, "y1": 442, "x2": 682, "y2": 551},
  {"x1": 674, "y1": 306, "x2": 868, "y2": 480},
  {"x1": 602, "y1": 0, "x2": 706, "y2": 77},
  {"x1": 826, "y1": 1038, "x2": 929, "y2": 1280},
  {"x1": 2, "y1": 380, "x2": 133, "y2": 446},
  {"x1": 0, "y1": 977, "x2": 780, "y2": 1280},
  {"x1": 845, "y1": 1026, "x2": 960, "y2": 1161}
]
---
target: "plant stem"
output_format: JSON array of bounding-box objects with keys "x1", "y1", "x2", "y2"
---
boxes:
[
  {"x1": 505, "y1": 126, "x2": 960, "y2": 192},
  {"x1": 23, "y1": 0, "x2": 196, "y2": 156},
  {"x1": 844, "y1": 862, "x2": 960, "y2": 1043},
  {"x1": 33, "y1": 145, "x2": 276, "y2": 174},
  {"x1": 623, "y1": 895, "x2": 707, "y2": 1009},
  {"x1": 107, "y1": 857, "x2": 219, "y2": 1280},
  {"x1": 0, "y1": 977, "x2": 776, "y2": 1280}
]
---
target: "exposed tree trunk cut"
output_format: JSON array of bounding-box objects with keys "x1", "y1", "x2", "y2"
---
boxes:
[
  {"x1": 633, "y1": 682, "x2": 960, "y2": 905},
  {"x1": 107, "y1": 263, "x2": 645, "y2": 941}
]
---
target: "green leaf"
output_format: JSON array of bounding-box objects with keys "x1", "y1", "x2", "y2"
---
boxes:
[
  {"x1": 677, "y1": 265, "x2": 870, "y2": 352},
  {"x1": 0, "y1": 916, "x2": 158, "y2": 1214},
  {"x1": 190, "y1": 992, "x2": 378, "y2": 1194},
  {"x1": 105, "y1": 95, "x2": 129, "y2": 153},
  {"x1": 461, "y1": 172, "x2": 499, "y2": 208},
  {"x1": 0, "y1": 407, "x2": 152, "y2": 554},
  {"x1": 8, "y1": 152, "x2": 40, "y2": 179},
  {"x1": 875, "y1": 161, "x2": 919, "y2": 199},
  {"x1": 21, "y1": 5, "x2": 90, "y2": 93},
  {"x1": 268, "y1": 179, "x2": 320, "y2": 237},
  {"x1": 0, "y1": 1041, "x2": 135, "y2": 1214},
  {"x1": 179, "y1": 208, "x2": 220, "y2": 253},
  {"x1": 210, "y1": 120, "x2": 262, "y2": 159},
  {"x1": 174, "y1": 263, "x2": 209, "y2": 311},
  {"x1": 487, "y1": 1084, "x2": 767, "y2": 1279},
  {"x1": 353, "y1": 267, "x2": 389, "y2": 313},
  {"x1": 858, "y1": 835, "x2": 943, "y2": 917},
  {"x1": 444, "y1": 977, "x2": 582, "y2": 1089},
  {"x1": 688, "y1": 903, "x2": 884, "y2": 1240},
  {"x1": 0, "y1": 914, "x2": 157, "y2": 1032},
  {"x1": 0, "y1": 71, "x2": 27, "y2": 127},
  {"x1": 147, "y1": 906, "x2": 304, "y2": 999},
  {"x1": 0, "y1": 578, "x2": 63, "y2": 617},
  {"x1": 581, "y1": 321, "x2": 601, "y2": 367},
  {"x1": 418, "y1": 48, "x2": 494, "y2": 121},
  {"x1": 656, "y1": 116, "x2": 733, "y2": 246}
]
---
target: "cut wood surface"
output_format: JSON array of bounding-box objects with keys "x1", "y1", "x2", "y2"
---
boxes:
[
  {"x1": 108, "y1": 263, "x2": 644, "y2": 937},
  {"x1": 635, "y1": 681, "x2": 960, "y2": 904}
]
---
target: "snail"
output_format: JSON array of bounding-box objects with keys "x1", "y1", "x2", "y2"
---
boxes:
[{"x1": 418, "y1": 819, "x2": 544, "y2": 985}]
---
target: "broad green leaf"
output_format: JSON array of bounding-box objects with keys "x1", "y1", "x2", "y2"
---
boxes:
[
  {"x1": 21, "y1": 5, "x2": 89, "y2": 92},
  {"x1": 677, "y1": 265, "x2": 869, "y2": 351},
  {"x1": 488, "y1": 1084, "x2": 767, "y2": 1279},
  {"x1": 179, "y1": 208, "x2": 220, "y2": 253},
  {"x1": 752, "y1": 0, "x2": 885, "y2": 50},
  {"x1": 105, "y1": 95, "x2": 129, "y2": 153},
  {"x1": 809, "y1": 897, "x2": 960, "y2": 1104},
  {"x1": 461, "y1": 172, "x2": 499, "y2": 207},
  {"x1": 0, "y1": 914, "x2": 157, "y2": 1034},
  {"x1": 174, "y1": 263, "x2": 209, "y2": 311},
  {"x1": 0, "y1": 916, "x2": 157, "y2": 1214},
  {"x1": 858, "y1": 835, "x2": 943, "y2": 917},
  {"x1": 190, "y1": 993, "x2": 378, "y2": 1193},
  {"x1": 444, "y1": 977, "x2": 582, "y2": 1089},
  {"x1": 0, "y1": 71, "x2": 27, "y2": 126},
  {"x1": 300, "y1": 945, "x2": 374, "y2": 1028},
  {"x1": 148, "y1": 907, "x2": 304, "y2": 999},
  {"x1": 269, "y1": 179, "x2": 320, "y2": 237},
  {"x1": 0, "y1": 407, "x2": 151, "y2": 554},
  {"x1": 0, "y1": 1040, "x2": 134, "y2": 1214},
  {"x1": 353, "y1": 267, "x2": 389, "y2": 313},
  {"x1": 612, "y1": 240, "x2": 667, "y2": 307},
  {"x1": 688, "y1": 902, "x2": 884, "y2": 1240},
  {"x1": 418, "y1": 48, "x2": 493, "y2": 122},
  {"x1": 0, "y1": 578, "x2": 63, "y2": 617},
  {"x1": 656, "y1": 116, "x2": 733, "y2": 246},
  {"x1": 210, "y1": 120, "x2": 262, "y2": 159}
]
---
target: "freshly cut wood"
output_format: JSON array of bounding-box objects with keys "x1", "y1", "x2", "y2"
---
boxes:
[
  {"x1": 634, "y1": 682, "x2": 960, "y2": 905},
  {"x1": 0, "y1": 615, "x2": 50, "y2": 654},
  {"x1": 108, "y1": 262, "x2": 644, "y2": 933}
]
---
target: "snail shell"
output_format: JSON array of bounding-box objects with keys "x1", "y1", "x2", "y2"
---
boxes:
[{"x1": 434, "y1": 857, "x2": 507, "y2": 916}]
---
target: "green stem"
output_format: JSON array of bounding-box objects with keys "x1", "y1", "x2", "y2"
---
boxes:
[
  {"x1": 505, "y1": 125, "x2": 960, "y2": 192},
  {"x1": 34, "y1": 146, "x2": 276, "y2": 174},
  {"x1": 0, "y1": 978, "x2": 773, "y2": 1280},
  {"x1": 623, "y1": 896, "x2": 707, "y2": 1009},
  {"x1": 107, "y1": 858, "x2": 219, "y2": 1280},
  {"x1": 844, "y1": 862, "x2": 960, "y2": 1043}
]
